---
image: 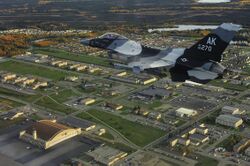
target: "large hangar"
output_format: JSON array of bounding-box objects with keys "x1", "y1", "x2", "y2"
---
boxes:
[{"x1": 19, "y1": 120, "x2": 81, "y2": 149}]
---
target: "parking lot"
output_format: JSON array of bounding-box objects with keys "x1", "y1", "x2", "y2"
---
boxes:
[{"x1": 170, "y1": 96, "x2": 216, "y2": 111}]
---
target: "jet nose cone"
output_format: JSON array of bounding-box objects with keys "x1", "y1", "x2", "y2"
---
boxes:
[{"x1": 80, "y1": 39, "x2": 90, "y2": 46}]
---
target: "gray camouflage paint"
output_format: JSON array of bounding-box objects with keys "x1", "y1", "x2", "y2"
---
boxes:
[{"x1": 81, "y1": 23, "x2": 241, "y2": 83}]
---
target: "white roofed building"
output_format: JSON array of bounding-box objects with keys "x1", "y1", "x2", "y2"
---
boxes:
[{"x1": 175, "y1": 108, "x2": 198, "y2": 117}]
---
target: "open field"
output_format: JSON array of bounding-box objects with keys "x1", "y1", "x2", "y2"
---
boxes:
[
  {"x1": 200, "y1": 109, "x2": 221, "y2": 125},
  {"x1": 50, "y1": 89, "x2": 80, "y2": 103},
  {"x1": 35, "y1": 96, "x2": 77, "y2": 114},
  {"x1": 194, "y1": 154, "x2": 218, "y2": 166},
  {"x1": 0, "y1": 97, "x2": 23, "y2": 111},
  {"x1": 0, "y1": 87, "x2": 41, "y2": 103},
  {"x1": 78, "y1": 109, "x2": 165, "y2": 147},
  {"x1": 243, "y1": 65, "x2": 250, "y2": 75},
  {"x1": 77, "y1": 112, "x2": 100, "y2": 124},
  {"x1": 100, "y1": 131, "x2": 114, "y2": 140},
  {"x1": 0, "y1": 60, "x2": 70, "y2": 80},
  {"x1": 33, "y1": 88, "x2": 81, "y2": 114},
  {"x1": 33, "y1": 48, "x2": 111, "y2": 67}
]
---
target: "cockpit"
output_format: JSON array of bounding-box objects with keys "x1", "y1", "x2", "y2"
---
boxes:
[{"x1": 99, "y1": 33, "x2": 127, "y2": 40}]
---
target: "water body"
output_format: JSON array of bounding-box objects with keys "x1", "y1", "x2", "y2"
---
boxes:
[
  {"x1": 197, "y1": 0, "x2": 231, "y2": 3},
  {"x1": 148, "y1": 25, "x2": 218, "y2": 33}
]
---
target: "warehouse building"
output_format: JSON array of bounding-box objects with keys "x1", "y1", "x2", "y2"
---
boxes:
[
  {"x1": 32, "y1": 81, "x2": 48, "y2": 90},
  {"x1": 87, "y1": 146, "x2": 127, "y2": 166},
  {"x1": 65, "y1": 76, "x2": 79, "y2": 82},
  {"x1": 69, "y1": 64, "x2": 88, "y2": 71},
  {"x1": 196, "y1": 124, "x2": 209, "y2": 135},
  {"x1": 175, "y1": 107, "x2": 198, "y2": 118},
  {"x1": 178, "y1": 138, "x2": 191, "y2": 146},
  {"x1": 1, "y1": 73, "x2": 16, "y2": 82},
  {"x1": 88, "y1": 67, "x2": 102, "y2": 73},
  {"x1": 110, "y1": 75, "x2": 140, "y2": 84},
  {"x1": 148, "y1": 112, "x2": 162, "y2": 120},
  {"x1": 51, "y1": 60, "x2": 68, "y2": 67},
  {"x1": 1, "y1": 111, "x2": 24, "y2": 120},
  {"x1": 171, "y1": 124, "x2": 209, "y2": 147},
  {"x1": 22, "y1": 78, "x2": 36, "y2": 86},
  {"x1": 140, "y1": 77, "x2": 157, "y2": 85},
  {"x1": 59, "y1": 116, "x2": 96, "y2": 131},
  {"x1": 104, "y1": 102, "x2": 123, "y2": 111},
  {"x1": 116, "y1": 71, "x2": 127, "y2": 77},
  {"x1": 135, "y1": 86, "x2": 171, "y2": 100},
  {"x1": 78, "y1": 97, "x2": 96, "y2": 105},
  {"x1": 19, "y1": 120, "x2": 81, "y2": 149},
  {"x1": 14, "y1": 76, "x2": 28, "y2": 84},
  {"x1": 221, "y1": 106, "x2": 241, "y2": 115},
  {"x1": 189, "y1": 133, "x2": 209, "y2": 143},
  {"x1": 216, "y1": 114, "x2": 243, "y2": 128}
]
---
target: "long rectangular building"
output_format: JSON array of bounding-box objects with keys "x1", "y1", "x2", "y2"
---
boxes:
[{"x1": 216, "y1": 114, "x2": 243, "y2": 128}]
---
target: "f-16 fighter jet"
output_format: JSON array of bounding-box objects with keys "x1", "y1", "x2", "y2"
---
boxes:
[{"x1": 81, "y1": 23, "x2": 241, "y2": 83}]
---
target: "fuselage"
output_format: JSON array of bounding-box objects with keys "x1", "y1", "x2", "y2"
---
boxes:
[
  {"x1": 81, "y1": 23, "x2": 241, "y2": 83},
  {"x1": 130, "y1": 48, "x2": 185, "y2": 69}
]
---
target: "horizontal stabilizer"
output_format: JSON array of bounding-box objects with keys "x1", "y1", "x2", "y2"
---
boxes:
[{"x1": 170, "y1": 66, "x2": 221, "y2": 84}]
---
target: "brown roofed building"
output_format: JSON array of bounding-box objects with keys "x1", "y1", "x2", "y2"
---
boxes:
[{"x1": 19, "y1": 120, "x2": 81, "y2": 149}]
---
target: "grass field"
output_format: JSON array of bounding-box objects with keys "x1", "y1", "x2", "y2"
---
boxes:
[
  {"x1": 35, "y1": 96, "x2": 77, "y2": 114},
  {"x1": 200, "y1": 109, "x2": 221, "y2": 125},
  {"x1": 77, "y1": 112, "x2": 100, "y2": 124},
  {"x1": 50, "y1": 89, "x2": 80, "y2": 103},
  {"x1": 0, "y1": 87, "x2": 78, "y2": 114},
  {"x1": 100, "y1": 131, "x2": 114, "y2": 140},
  {"x1": 29, "y1": 113, "x2": 42, "y2": 121},
  {"x1": 0, "y1": 87, "x2": 41, "y2": 102},
  {"x1": 195, "y1": 154, "x2": 218, "y2": 166},
  {"x1": 33, "y1": 47, "x2": 111, "y2": 67},
  {"x1": 0, "y1": 97, "x2": 23, "y2": 111},
  {"x1": 78, "y1": 110, "x2": 166, "y2": 147},
  {"x1": 0, "y1": 60, "x2": 70, "y2": 80},
  {"x1": 243, "y1": 65, "x2": 250, "y2": 75}
]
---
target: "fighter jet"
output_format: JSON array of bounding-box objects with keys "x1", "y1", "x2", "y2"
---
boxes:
[{"x1": 81, "y1": 23, "x2": 241, "y2": 83}]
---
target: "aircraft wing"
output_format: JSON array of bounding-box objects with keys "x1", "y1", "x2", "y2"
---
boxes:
[
  {"x1": 170, "y1": 66, "x2": 222, "y2": 84},
  {"x1": 127, "y1": 59, "x2": 172, "y2": 71},
  {"x1": 81, "y1": 33, "x2": 143, "y2": 56},
  {"x1": 127, "y1": 48, "x2": 185, "y2": 71}
]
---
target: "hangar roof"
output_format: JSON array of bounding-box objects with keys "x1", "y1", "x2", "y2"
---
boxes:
[{"x1": 25, "y1": 120, "x2": 71, "y2": 141}]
